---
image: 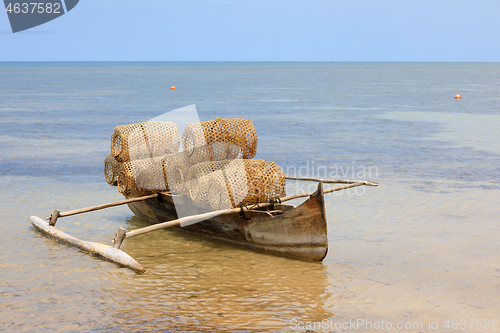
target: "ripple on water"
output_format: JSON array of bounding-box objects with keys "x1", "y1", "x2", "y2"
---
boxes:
[{"x1": 1, "y1": 63, "x2": 500, "y2": 332}]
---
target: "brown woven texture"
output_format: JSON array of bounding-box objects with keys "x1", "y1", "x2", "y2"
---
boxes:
[
  {"x1": 184, "y1": 142, "x2": 244, "y2": 166},
  {"x1": 188, "y1": 159, "x2": 286, "y2": 210},
  {"x1": 162, "y1": 152, "x2": 190, "y2": 196},
  {"x1": 111, "y1": 121, "x2": 180, "y2": 163},
  {"x1": 115, "y1": 145, "x2": 233, "y2": 198},
  {"x1": 117, "y1": 156, "x2": 167, "y2": 197},
  {"x1": 104, "y1": 153, "x2": 120, "y2": 186},
  {"x1": 162, "y1": 142, "x2": 244, "y2": 196},
  {"x1": 182, "y1": 118, "x2": 257, "y2": 160}
]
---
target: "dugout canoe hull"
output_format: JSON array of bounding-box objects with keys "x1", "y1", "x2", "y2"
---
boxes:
[{"x1": 126, "y1": 183, "x2": 328, "y2": 261}]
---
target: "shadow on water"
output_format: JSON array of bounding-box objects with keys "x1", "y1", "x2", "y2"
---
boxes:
[{"x1": 98, "y1": 215, "x2": 333, "y2": 332}]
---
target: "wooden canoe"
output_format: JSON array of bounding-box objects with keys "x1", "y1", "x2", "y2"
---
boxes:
[{"x1": 126, "y1": 182, "x2": 328, "y2": 261}]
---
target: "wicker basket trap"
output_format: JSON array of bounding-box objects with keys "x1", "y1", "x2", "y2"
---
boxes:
[
  {"x1": 111, "y1": 121, "x2": 180, "y2": 163},
  {"x1": 181, "y1": 118, "x2": 257, "y2": 160},
  {"x1": 188, "y1": 159, "x2": 286, "y2": 210},
  {"x1": 104, "y1": 153, "x2": 120, "y2": 186},
  {"x1": 117, "y1": 156, "x2": 167, "y2": 197}
]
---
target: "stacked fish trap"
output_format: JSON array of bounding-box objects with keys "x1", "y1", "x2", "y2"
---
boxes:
[
  {"x1": 163, "y1": 141, "x2": 247, "y2": 196},
  {"x1": 117, "y1": 156, "x2": 167, "y2": 197},
  {"x1": 104, "y1": 117, "x2": 286, "y2": 208},
  {"x1": 104, "y1": 153, "x2": 120, "y2": 186},
  {"x1": 182, "y1": 118, "x2": 257, "y2": 159},
  {"x1": 111, "y1": 121, "x2": 180, "y2": 162},
  {"x1": 188, "y1": 159, "x2": 286, "y2": 210},
  {"x1": 108, "y1": 121, "x2": 180, "y2": 197}
]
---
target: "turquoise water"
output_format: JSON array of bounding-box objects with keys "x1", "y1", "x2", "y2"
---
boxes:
[{"x1": 1, "y1": 63, "x2": 499, "y2": 332}]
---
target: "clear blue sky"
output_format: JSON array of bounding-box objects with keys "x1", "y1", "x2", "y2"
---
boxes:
[{"x1": 1, "y1": 0, "x2": 499, "y2": 61}]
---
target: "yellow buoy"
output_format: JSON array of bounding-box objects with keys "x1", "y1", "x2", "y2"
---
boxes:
[{"x1": 171, "y1": 86, "x2": 176, "y2": 90}]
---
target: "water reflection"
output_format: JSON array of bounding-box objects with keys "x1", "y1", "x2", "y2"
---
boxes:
[{"x1": 105, "y1": 215, "x2": 332, "y2": 331}]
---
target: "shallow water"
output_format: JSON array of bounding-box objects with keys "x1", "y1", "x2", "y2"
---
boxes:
[{"x1": 1, "y1": 62, "x2": 499, "y2": 332}]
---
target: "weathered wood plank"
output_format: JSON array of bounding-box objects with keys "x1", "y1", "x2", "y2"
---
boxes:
[
  {"x1": 30, "y1": 216, "x2": 145, "y2": 272},
  {"x1": 49, "y1": 208, "x2": 60, "y2": 226}
]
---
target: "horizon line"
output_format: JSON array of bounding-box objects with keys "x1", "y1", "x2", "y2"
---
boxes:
[{"x1": 1, "y1": 60, "x2": 499, "y2": 64}]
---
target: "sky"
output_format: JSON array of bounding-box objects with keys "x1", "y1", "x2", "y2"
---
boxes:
[{"x1": 1, "y1": 0, "x2": 500, "y2": 62}]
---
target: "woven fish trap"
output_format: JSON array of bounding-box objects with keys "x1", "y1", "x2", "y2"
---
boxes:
[
  {"x1": 117, "y1": 156, "x2": 167, "y2": 197},
  {"x1": 111, "y1": 121, "x2": 180, "y2": 163},
  {"x1": 161, "y1": 142, "x2": 243, "y2": 195},
  {"x1": 162, "y1": 152, "x2": 190, "y2": 196},
  {"x1": 188, "y1": 159, "x2": 286, "y2": 210},
  {"x1": 104, "y1": 153, "x2": 120, "y2": 186},
  {"x1": 182, "y1": 118, "x2": 258, "y2": 160},
  {"x1": 183, "y1": 142, "x2": 244, "y2": 166}
]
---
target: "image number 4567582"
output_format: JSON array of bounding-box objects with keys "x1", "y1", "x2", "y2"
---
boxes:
[{"x1": 3, "y1": 0, "x2": 79, "y2": 33}]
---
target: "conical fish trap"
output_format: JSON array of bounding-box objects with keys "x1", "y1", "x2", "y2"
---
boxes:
[
  {"x1": 111, "y1": 121, "x2": 180, "y2": 163},
  {"x1": 182, "y1": 118, "x2": 257, "y2": 160},
  {"x1": 104, "y1": 153, "x2": 120, "y2": 186},
  {"x1": 188, "y1": 159, "x2": 286, "y2": 210},
  {"x1": 117, "y1": 156, "x2": 167, "y2": 197}
]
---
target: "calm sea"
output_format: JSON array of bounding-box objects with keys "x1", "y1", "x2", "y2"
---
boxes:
[{"x1": 1, "y1": 62, "x2": 499, "y2": 332}]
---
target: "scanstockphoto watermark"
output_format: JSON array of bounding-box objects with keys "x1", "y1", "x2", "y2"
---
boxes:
[
  {"x1": 286, "y1": 161, "x2": 379, "y2": 196},
  {"x1": 290, "y1": 318, "x2": 425, "y2": 331},
  {"x1": 290, "y1": 318, "x2": 499, "y2": 331}
]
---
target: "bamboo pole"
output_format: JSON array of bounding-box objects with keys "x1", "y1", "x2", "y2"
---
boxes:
[
  {"x1": 113, "y1": 181, "x2": 374, "y2": 248},
  {"x1": 113, "y1": 202, "x2": 274, "y2": 248},
  {"x1": 286, "y1": 176, "x2": 378, "y2": 187},
  {"x1": 47, "y1": 193, "x2": 159, "y2": 226},
  {"x1": 280, "y1": 181, "x2": 371, "y2": 201}
]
